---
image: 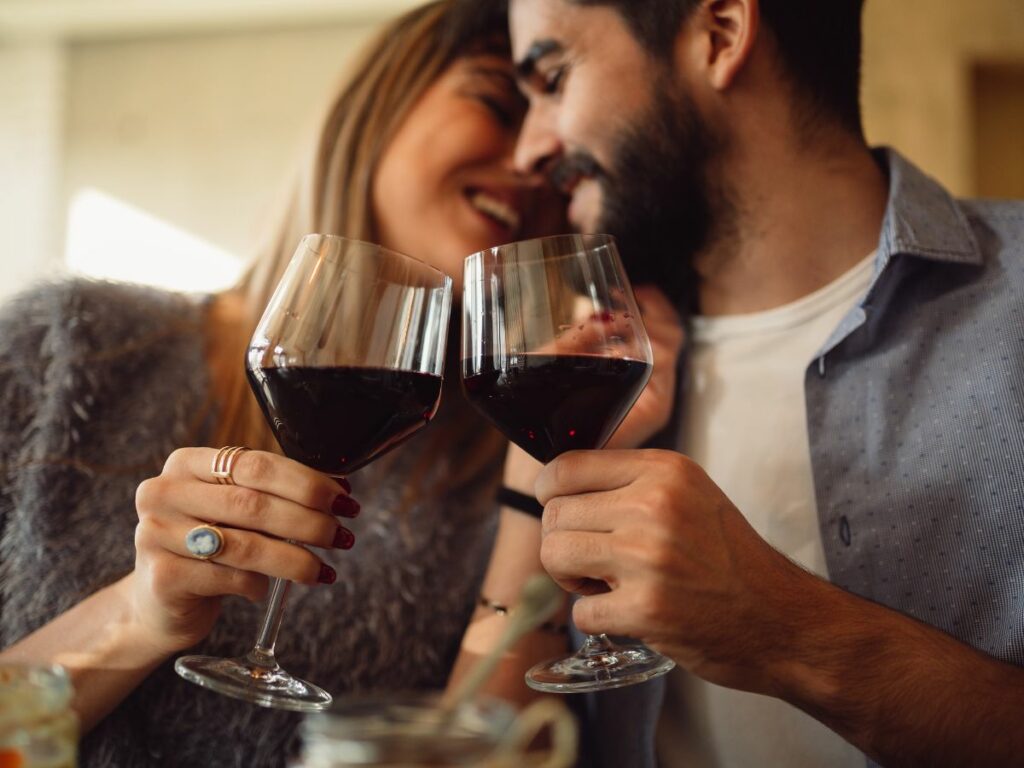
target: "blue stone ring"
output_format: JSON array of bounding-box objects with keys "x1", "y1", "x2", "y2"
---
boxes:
[{"x1": 185, "y1": 524, "x2": 226, "y2": 561}]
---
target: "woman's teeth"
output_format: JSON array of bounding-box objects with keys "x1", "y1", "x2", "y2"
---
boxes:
[{"x1": 469, "y1": 191, "x2": 521, "y2": 233}]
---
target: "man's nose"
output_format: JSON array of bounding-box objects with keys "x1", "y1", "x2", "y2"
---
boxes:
[{"x1": 514, "y1": 102, "x2": 562, "y2": 176}]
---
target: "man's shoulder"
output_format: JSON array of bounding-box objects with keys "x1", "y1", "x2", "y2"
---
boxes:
[
  {"x1": 959, "y1": 198, "x2": 1024, "y2": 254},
  {"x1": 951, "y1": 199, "x2": 1024, "y2": 297},
  {"x1": 960, "y1": 196, "x2": 1024, "y2": 220}
]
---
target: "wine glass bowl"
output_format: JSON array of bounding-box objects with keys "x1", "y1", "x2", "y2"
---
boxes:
[
  {"x1": 246, "y1": 236, "x2": 451, "y2": 476},
  {"x1": 461, "y1": 234, "x2": 676, "y2": 693},
  {"x1": 175, "y1": 235, "x2": 452, "y2": 710}
]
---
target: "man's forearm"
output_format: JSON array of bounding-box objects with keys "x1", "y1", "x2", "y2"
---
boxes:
[{"x1": 772, "y1": 575, "x2": 1024, "y2": 767}]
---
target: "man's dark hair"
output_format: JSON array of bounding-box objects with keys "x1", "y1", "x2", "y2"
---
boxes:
[
  {"x1": 475, "y1": 0, "x2": 866, "y2": 136},
  {"x1": 574, "y1": 0, "x2": 865, "y2": 135},
  {"x1": 444, "y1": 0, "x2": 513, "y2": 56}
]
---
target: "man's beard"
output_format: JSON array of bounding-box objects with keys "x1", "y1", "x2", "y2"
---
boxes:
[{"x1": 557, "y1": 80, "x2": 727, "y2": 311}]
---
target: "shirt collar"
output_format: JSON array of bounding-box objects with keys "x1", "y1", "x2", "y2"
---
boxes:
[
  {"x1": 874, "y1": 147, "x2": 982, "y2": 267},
  {"x1": 813, "y1": 149, "x2": 982, "y2": 364}
]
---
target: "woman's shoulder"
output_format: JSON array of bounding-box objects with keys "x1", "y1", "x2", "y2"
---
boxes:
[
  {"x1": 0, "y1": 278, "x2": 212, "y2": 465},
  {"x1": 0, "y1": 278, "x2": 208, "y2": 393},
  {"x1": 0, "y1": 277, "x2": 207, "y2": 358}
]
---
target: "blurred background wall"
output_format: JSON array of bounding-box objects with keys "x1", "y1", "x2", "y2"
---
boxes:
[
  {"x1": 862, "y1": 0, "x2": 1024, "y2": 201},
  {"x1": 0, "y1": 0, "x2": 1022, "y2": 303}
]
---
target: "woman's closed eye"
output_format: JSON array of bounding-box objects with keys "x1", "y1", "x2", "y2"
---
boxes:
[
  {"x1": 475, "y1": 91, "x2": 525, "y2": 127},
  {"x1": 462, "y1": 64, "x2": 527, "y2": 127}
]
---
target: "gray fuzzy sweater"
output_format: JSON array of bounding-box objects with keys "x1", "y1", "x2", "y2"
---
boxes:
[{"x1": 0, "y1": 279, "x2": 501, "y2": 767}]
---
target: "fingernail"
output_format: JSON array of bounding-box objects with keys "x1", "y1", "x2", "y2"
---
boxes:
[
  {"x1": 331, "y1": 494, "x2": 361, "y2": 518},
  {"x1": 333, "y1": 527, "x2": 355, "y2": 550},
  {"x1": 338, "y1": 478, "x2": 352, "y2": 493},
  {"x1": 318, "y1": 564, "x2": 337, "y2": 584}
]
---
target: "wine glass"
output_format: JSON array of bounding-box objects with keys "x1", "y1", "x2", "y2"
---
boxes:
[
  {"x1": 461, "y1": 234, "x2": 676, "y2": 693},
  {"x1": 175, "y1": 234, "x2": 452, "y2": 711}
]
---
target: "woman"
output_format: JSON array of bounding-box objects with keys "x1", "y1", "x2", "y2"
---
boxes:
[
  {"x1": 0, "y1": 2, "x2": 684, "y2": 766},
  {"x1": 0, "y1": 3, "x2": 565, "y2": 765}
]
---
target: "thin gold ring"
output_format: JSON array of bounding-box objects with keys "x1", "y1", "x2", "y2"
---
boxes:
[
  {"x1": 185, "y1": 524, "x2": 226, "y2": 560},
  {"x1": 211, "y1": 446, "x2": 249, "y2": 486}
]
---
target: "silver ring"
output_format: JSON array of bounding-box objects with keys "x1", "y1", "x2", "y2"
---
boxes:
[
  {"x1": 211, "y1": 446, "x2": 248, "y2": 486},
  {"x1": 185, "y1": 524, "x2": 225, "y2": 560}
]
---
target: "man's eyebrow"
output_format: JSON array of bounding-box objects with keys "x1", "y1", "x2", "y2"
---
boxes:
[{"x1": 515, "y1": 39, "x2": 564, "y2": 81}]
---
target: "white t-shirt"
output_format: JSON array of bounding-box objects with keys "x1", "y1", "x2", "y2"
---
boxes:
[{"x1": 656, "y1": 253, "x2": 876, "y2": 768}]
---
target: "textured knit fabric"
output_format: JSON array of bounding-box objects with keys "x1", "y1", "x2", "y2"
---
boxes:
[{"x1": 0, "y1": 279, "x2": 502, "y2": 767}]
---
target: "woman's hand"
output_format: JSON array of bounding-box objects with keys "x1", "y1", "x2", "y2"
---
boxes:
[
  {"x1": 606, "y1": 285, "x2": 684, "y2": 449},
  {"x1": 131, "y1": 448, "x2": 358, "y2": 654},
  {"x1": 503, "y1": 285, "x2": 684, "y2": 494}
]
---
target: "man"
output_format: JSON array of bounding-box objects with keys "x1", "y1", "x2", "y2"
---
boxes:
[{"x1": 492, "y1": 0, "x2": 1024, "y2": 765}]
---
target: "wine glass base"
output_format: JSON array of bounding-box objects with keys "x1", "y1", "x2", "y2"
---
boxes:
[
  {"x1": 175, "y1": 654, "x2": 332, "y2": 712},
  {"x1": 525, "y1": 644, "x2": 676, "y2": 694}
]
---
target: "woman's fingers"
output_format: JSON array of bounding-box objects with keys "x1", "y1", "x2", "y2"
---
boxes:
[
  {"x1": 548, "y1": 313, "x2": 640, "y2": 357},
  {"x1": 142, "y1": 553, "x2": 271, "y2": 604},
  {"x1": 162, "y1": 448, "x2": 351, "y2": 514},
  {"x1": 631, "y1": 285, "x2": 681, "y2": 326},
  {"x1": 632, "y1": 285, "x2": 685, "y2": 358},
  {"x1": 136, "y1": 475, "x2": 353, "y2": 551},
  {"x1": 129, "y1": 448, "x2": 351, "y2": 655},
  {"x1": 546, "y1": 287, "x2": 682, "y2": 360},
  {"x1": 136, "y1": 512, "x2": 337, "y2": 586}
]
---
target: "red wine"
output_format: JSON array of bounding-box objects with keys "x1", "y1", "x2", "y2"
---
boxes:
[
  {"x1": 462, "y1": 354, "x2": 651, "y2": 463},
  {"x1": 246, "y1": 365, "x2": 443, "y2": 475}
]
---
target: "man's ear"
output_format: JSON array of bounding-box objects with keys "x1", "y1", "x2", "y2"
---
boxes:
[{"x1": 681, "y1": 0, "x2": 760, "y2": 92}]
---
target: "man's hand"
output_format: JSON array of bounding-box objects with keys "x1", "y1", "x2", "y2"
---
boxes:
[
  {"x1": 534, "y1": 448, "x2": 1024, "y2": 768},
  {"x1": 534, "y1": 448, "x2": 812, "y2": 695}
]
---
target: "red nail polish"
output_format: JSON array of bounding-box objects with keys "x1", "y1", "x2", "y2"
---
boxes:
[
  {"x1": 333, "y1": 527, "x2": 355, "y2": 550},
  {"x1": 331, "y1": 495, "x2": 361, "y2": 518},
  {"x1": 338, "y1": 478, "x2": 352, "y2": 494},
  {"x1": 318, "y1": 564, "x2": 337, "y2": 584}
]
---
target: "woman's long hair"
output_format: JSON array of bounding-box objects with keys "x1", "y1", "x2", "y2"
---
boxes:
[{"x1": 213, "y1": 0, "x2": 509, "y2": 501}]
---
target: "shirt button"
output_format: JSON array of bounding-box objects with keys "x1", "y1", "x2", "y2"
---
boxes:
[{"x1": 839, "y1": 516, "x2": 852, "y2": 547}]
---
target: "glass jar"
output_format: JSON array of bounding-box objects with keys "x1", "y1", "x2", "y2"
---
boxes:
[
  {"x1": 0, "y1": 665, "x2": 77, "y2": 768},
  {"x1": 297, "y1": 694, "x2": 513, "y2": 768},
  {"x1": 295, "y1": 694, "x2": 577, "y2": 768}
]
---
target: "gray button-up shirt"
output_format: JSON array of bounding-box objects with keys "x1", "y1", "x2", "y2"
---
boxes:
[
  {"x1": 809, "y1": 148, "x2": 1024, "y2": 667},
  {"x1": 582, "y1": 148, "x2": 1024, "y2": 767}
]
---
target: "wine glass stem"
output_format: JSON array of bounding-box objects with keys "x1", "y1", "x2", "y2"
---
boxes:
[
  {"x1": 247, "y1": 575, "x2": 291, "y2": 667},
  {"x1": 579, "y1": 634, "x2": 615, "y2": 657}
]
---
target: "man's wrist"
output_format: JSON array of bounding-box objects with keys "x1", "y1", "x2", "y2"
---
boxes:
[
  {"x1": 759, "y1": 567, "x2": 930, "y2": 746},
  {"x1": 757, "y1": 565, "x2": 1024, "y2": 765},
  {"x1": 762, "y1": 572, "x2": 863, "y2": 714}
]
